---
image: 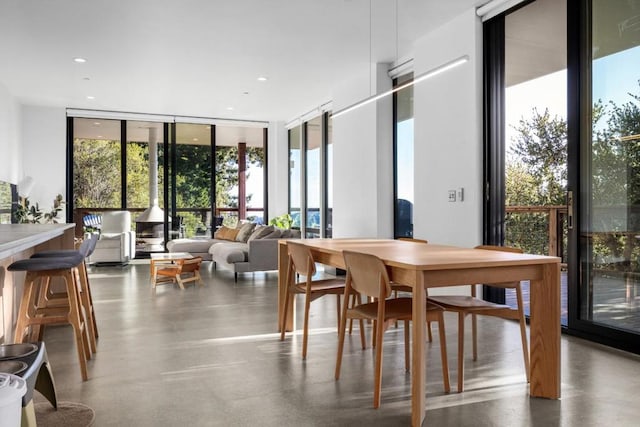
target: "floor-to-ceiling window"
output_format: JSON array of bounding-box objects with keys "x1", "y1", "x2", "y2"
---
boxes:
[
  {"x1": 73, "y1": 118, "x2": 122, "y2": 210},
  {"x1": 288, "y1": 113, "x2": 332, "y2": 238},
  {"x1": 174, "y1": 123, "x2": 212, "y2": 236},
  {"x1": 325, "y1": 118, "x2": 333, "y2": 237},
  {"x1": 394, "y1": 72, "x2": 414, "y2": 238},
  {"x1": 485, "y1": 0, "x2": 640, "y2": 354},
  {"x1": 288, "y1": 125, "x2": 302, "y2": 230},
  {"x1": 306, "y1": 116, "x2": 322, "y2": 237},
  {"x1": 68, "y1": 114, "x2": 267, "y2": 253}
]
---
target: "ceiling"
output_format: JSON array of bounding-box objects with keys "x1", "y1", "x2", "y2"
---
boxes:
[{"x1": 0, "y1": 0, "x2": 487, "y2": 125}]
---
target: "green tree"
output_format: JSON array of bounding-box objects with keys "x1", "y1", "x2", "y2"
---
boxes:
[
  {"x1": 509, "y1": 108, "x2": 567, "y2": 206},
  {"x1": 73, "y1": 139, "x2": 121, "y2": 207}
]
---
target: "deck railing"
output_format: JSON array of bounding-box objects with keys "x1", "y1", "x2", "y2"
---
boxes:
[{"x1": 505, "y1": 205, "x2": 568, "y2": 264}]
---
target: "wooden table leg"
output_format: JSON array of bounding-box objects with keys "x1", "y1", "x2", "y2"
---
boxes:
[
  {"x1": 411, "y1": 272, "x2": 426, "y2": 427},
  {"x1": 529, "y1": 262, "x2": 561, "y2": 399},
  {"x1": 277, "y1": 241, "x2": 294, "y2": 332}
]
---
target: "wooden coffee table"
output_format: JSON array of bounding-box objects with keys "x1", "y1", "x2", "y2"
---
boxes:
[{"x1": 150, "y1": 252, "x2": 193, "y2": 288}]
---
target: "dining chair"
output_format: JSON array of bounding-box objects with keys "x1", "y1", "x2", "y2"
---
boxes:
[
  {"x1": 280, "y1": 241, "x2": 346, "y2": 359},
  {"x1": 427, "y1": 245, "x2": 529, "y2": 392},
  {"x1": 391, "y1": 237, "x2": 432, "y2": 341},
  {"x1": 335, "y1": 250, "x2": 450, "y2": 409}
]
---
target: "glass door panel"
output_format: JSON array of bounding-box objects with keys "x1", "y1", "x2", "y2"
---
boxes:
[
  {"x1": 289, "y1": 126, "x2": 302, "y2": 230},
  {"x1": 580, "y1": 0, "x2": 640, "y2": 332},
  {"x1": 175, "y1": 123, "x2": 212, "y2": 237},
  {"x1": 394, "y1": 73, "x2": 414, "y2": 238},
  {"x1": 503, "y1": 0, "x2": 568, "y2": 324},
  {"x1": 306, "y1": 117, "x2": 321, "y2": 238},
  {"x1": 126, "y1": 121, "x2": 166, "y2": 251}
]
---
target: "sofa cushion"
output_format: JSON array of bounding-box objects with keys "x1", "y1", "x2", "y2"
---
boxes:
[
  {"x1": 209, "y1": 242, "x2": 248, "y2": 263},
  {"x1": 235, "y1": 222, "x2": 256, "y2": 242},
  {"x1": 167, "y1": 238, "x2": 217, "y2": 254},
  {"x1": 247, "y1": 225, "x2": 274, "y2": 242},
  {"x1": 262, "y1": 228, "x2": 282, "y2": 239},
  {"x1": 280, "y1": 229, "x2": 301, "y2": 238}
]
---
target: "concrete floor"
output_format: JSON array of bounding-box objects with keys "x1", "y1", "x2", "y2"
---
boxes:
[{"x1": 35, "y1": 260, "x2": 640, "y2": 426}]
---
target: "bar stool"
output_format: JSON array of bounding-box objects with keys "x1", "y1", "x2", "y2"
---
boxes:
[
  {"x1": 8, "y1": 254, "x2": 91, "y2": 381},
  {"x1": 30, "y1": 235, "x2": 99, "y2": 353}
]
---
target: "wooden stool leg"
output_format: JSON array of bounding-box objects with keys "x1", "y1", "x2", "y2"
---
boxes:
[
  {"x1": 14, "y1": 272, "x2": 37, "y2": 343},
  {"x1": 63, "y1": 270, "x2": 89, "y2": 381},
  {"x1": 76, "y1": 264, "x2": 97, "y2": 353}
]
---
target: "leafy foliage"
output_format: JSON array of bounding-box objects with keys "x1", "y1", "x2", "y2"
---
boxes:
[
  {"x1": 15, "y1": 194, "x2": 65, "y2": 224},
  {"x1": 506, "y1": 82, "x2": 640, "y2": 269},
  {"x1": 73, "y1": 136, "x2": 265, "y2": 237}
]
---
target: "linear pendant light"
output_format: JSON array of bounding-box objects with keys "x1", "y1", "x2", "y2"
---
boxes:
[{"x1": 332, "y1": 55, "x2": 470, "y2": 119}]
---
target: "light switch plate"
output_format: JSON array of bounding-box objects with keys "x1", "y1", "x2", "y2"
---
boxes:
[{"x1": 448, "y1": 190, "x2": 456, "y2": 202}]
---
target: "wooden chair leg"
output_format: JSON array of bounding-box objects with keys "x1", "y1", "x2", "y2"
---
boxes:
[
  {"x1": 436, "y1": 311, "x2": 451, "y2": 393},
  {"x1": 472, "y1": 313, "x2": 478, "y2": 361},
  {"x1": 302, "y1": 292, "x2": 312, "y2": 359},
  {"x1": 457, "y1": 312, "x2": 465, "y2": 393},
  {"x1": 373, "y1": 315, "x2": 385, "y2": 409},
  {"x1": 516, "y1": 286, "x2": 530, "y2": 382},
  {"x1": 427, "y1": 320, "x2": 433, "y2": 342},
  {"x1": 404, "y1": 319, "x2": 410, "y2": 371},
  {"x1": 280, "y1": 291, "x2": 291, "y2": 341},
  {"x1": 335, "y1": 298, "x2": 350, "y2": 380},
  {"x1": 335, "y1": 294, "x2": 341, "y2": 331}
]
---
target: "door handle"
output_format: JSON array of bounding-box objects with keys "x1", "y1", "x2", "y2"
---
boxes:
[{"x1": 567, "y1": 190, "x2": 573, "y2": 230}]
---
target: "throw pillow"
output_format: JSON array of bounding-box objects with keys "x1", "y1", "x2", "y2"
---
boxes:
[
  {"x1": 214, "y1": 226, "x2": 231, "y2": 239},
  {"x1": 247, "y1": 225, "x2": 274, "y2": 241},
  {"x1": 235, "y1": 222, "x2": 256, "y2": 242},
  {"x1": 225, "y1": 227, "x2": 240, "y2": 241}
]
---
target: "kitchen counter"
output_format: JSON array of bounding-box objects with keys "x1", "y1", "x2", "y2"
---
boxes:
[{"x1": 0, "y1": 223, "x2": 75, "y2": 342}]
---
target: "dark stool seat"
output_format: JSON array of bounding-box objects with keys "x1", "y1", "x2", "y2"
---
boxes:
[
  {"x1": 31, "y1": 235, "x2": 99, "y2": 353},
  {"x1": 9, "y1": 253, "x2": 91, "y2": 381}
]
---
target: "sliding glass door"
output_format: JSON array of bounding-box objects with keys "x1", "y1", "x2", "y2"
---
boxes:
[
  {"x1": 573, "y1": 0, "x2": 640, "y2": 345},
  {"x1": 485, "y1": 0, "x2": 640, "y2": 354}
]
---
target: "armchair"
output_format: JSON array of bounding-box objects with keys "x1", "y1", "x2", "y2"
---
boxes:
[{"x1": 90, "y1": 211, "x2": 136, "y2": 265}]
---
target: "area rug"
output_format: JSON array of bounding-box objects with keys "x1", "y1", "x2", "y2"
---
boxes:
[{"x1": 34, "y1": 401, "x2": 95, "y2": 427}]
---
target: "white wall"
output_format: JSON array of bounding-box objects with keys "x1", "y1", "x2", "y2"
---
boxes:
[
  {"x1": 412, "y1": 8, "x2": 483, "y2": 247},
  {"x1": 0, "y1": 82, "x2": 21, "y2": 184},
  {"x1": 21, "y1": 105, "x2": 67, "y2": 218},
  {"x1": 332, "y1": 63, "x2": 393, "y2": 238},
  {"x1": 267, "y1": 121, "x2": 289, "y2": 221}
]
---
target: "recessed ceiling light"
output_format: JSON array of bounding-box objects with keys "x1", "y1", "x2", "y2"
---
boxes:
[
  {"x1": 97, "y1": 135, "x2": 103, "y2": 138},
  {"x1": 86, "y1": 95, "x2": 95, "y2": 100},
  {"x1": 257, "y1": 76, "x2": 268, "y2": 82},
  {"x1": 74, "y1": 57, "x2": 87, "y2": 63},
  {"x1": 205, "y1": 126, "x2": 211, "y2": 130},
  {"x1": 83, "y1": 77, "x2": 91, "y2": 81},
  {"x1": 243, "y1": 91, "x2": 250, "y2": 95},
  {"x1": 93, "y1": 122, "x2": 101, "y2": 126},
  {"x1": 226, "y1": 107, "x2": 234, "y2": 111},
  {"x1": 193, "y1": 138, "x2": 199, "y2": 142}
]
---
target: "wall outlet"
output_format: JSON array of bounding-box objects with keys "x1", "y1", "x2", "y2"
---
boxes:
[{"x1": 448, "y1": 190, "x2": 456, "y2": 202}]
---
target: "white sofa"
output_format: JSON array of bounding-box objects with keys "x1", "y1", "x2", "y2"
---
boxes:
[{"x1": 90, "y1": 211, "x2": 136, "y2": 265}]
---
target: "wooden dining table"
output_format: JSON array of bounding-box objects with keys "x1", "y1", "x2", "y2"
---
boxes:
[{"x1": 277, "y1": 238, "x2": 561, "y2": 427}]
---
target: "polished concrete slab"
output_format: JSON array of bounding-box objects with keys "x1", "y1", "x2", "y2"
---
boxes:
[{"x1": 35, "y1": 261, "x2": 640, "y2": 426}]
